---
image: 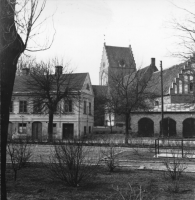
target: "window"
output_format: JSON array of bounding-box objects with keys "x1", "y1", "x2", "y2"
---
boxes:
[
  {"x1": 154, "y1": 101, "x2": 159, "y2": 106},
  {"x1": 179, "y1": 80, "x2": 182, "y2": 94},
  {"x1": 89, "y1": 126, "x2": 91, "y2": 133},
  {"x1": 119, "y1": 59, "x2": 125, "y2": 67},
  {"x1": 33, "y1": 101, "x2": 42, "y2": 113},
  {"x1": 86, "y1": 83, "x2": 90, "y2": 90},
  {"x1": 101, "y1": 72, "x2": 108, "y2": 85},
  {"x1": 18, "y1": 123, "x2": 27, "y2": 134},
  {"x1": 184, "y1": 84, "x2": 188, "y2": 93},
  {"x1": 189, "y1": 76, "x2": 193, "y2": 93},
  {"x1": 53, "y1": 123, "x2": 57, "y2": 134},
  {"x1": 84, "y1": 101, "x2": 87, "y2": 114},
  {"x1": 47, "y1": 123, "x2": 57, "y2": 134},
  {"x1": 64, "y1": 100, "x2": 72, "y2": 112},
  {"x1": 174, "y1": 84, "x2": 177, "y2": 94},
  {"x1": 19, "y1": 101, "x2": 27, "y2": 113},
  {"x1": 9, "y1": 101, "x2": 13, "y2": 113},
  {"x1": 89, "y1": 102, "x2": 91, "y2": 115},
  {"x1": 84, "y1": 126, "x2": 86, "y2": 135},
  {"x1": 184, "y1": 75, "x2": 188, "y2": 93},
  {"x1": 103, "y1": 62, "x2": 105, "y2": 68},
  {"x1": 190, "y1": 82, "x2": 193, "y2": 92}
]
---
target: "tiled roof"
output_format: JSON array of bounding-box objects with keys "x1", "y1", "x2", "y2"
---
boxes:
[
  {"x1": 148, "y1": 63, "x2": 185, "y2": 95},
  {"x1": 13, "y1": 73, "x2": 88, "y2": 93},
  {"x1": 105, "y1": 45, "x2": 136, "y2": 69},
  {"x1": 152, "y1": 103, "x2": 195, "y2": 112},
  {"x1": 123, "y1": 64, "x2": 158, "y2": 87},
  {"x1": 92, "y1": 85, "x2": 108, "y2": 96}
]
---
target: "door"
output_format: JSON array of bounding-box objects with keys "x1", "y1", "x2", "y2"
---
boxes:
[
  {"x1": 32, "y1": 122, "x2": 42, "y2": 141},
  {"x1": 138, "y1": 118, "x2": 154, "y2": 137},
  {"x1": 183, "y1": 118, "x2": 195, "y2": 138},
  {"x1": 63, "y1": 123, "x2": 74, "y2": 139},
  {"x1": 160, "y1": 117, "x2": 176, "y2": 137}
]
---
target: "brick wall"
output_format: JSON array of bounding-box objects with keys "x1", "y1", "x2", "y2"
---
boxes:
[{"x1": 131, "y1": 112, "x2": 195, "y2": 137}]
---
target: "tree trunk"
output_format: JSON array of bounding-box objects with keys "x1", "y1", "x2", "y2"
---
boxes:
[
  {"x1": 125, "y1": 113, "x2": 130, "y2": 144},
  {"x1": 14, "y1": 169, "x2": 17, "y2": 181},
  {"x1": 0, "y1": 1, "x2": 25, "y2": 199},
  {"x1": 48, "y1": 111, "x2": 54, "y2": 142}
]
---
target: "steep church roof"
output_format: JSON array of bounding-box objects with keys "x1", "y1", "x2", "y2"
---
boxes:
[{"x1": 105, "y1": 44, "x2": 136, "y2": 69}]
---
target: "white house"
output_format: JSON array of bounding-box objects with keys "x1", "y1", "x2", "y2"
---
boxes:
[{"x1": 8, "y1": 68, "x2": 94, "y2": 141}]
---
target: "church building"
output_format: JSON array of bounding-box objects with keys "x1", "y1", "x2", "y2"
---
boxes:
[{"x1": 93, "y1": 43, "x2": 195, "y2": 138}]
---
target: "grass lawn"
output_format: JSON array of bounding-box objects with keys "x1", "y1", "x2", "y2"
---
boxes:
[{"x1": 6, "y1": 163, "x2": 195, "y2": 200}]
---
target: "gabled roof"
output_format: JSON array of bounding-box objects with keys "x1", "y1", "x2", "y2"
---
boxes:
[
  {"x1": 105, "y1": 44, "x2": 136, "y2": 69},
  {"x1": 13, "y1": 73, "x2": 88, "y2": 93},
  {"x1": 148, "y1": 63, "x2": 185, "y2": 95}
]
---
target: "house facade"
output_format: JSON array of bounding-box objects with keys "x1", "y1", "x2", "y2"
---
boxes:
[{"x1": 8, "y1": 69, "x2": 94, "y2": 141}]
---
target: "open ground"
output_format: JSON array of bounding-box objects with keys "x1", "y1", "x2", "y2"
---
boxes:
[{"x1": 5, "y1": 134, "x2": 195, "y2": 200}]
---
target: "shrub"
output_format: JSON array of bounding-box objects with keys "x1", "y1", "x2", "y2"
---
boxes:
[
  {"x1": 7, "y1": 138, "x2": 33, "y2": 181},
  {"x1": 163, "y1": 150, "x2": 188, "y2": 193},
  {"x1": 46, "y1": 140, "x2": 100, "y2": 187},
  {"x1": 109, "y1": 183, "x2": 156, "y2": 200},
  {"x1": 101, "y1": 142, "x2": 119, "y2": 172}
]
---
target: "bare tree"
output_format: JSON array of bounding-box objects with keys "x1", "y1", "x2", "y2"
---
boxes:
[
  {"x1": 163, "y1": 150, "x2": 188, "y2": 193},
  {"x1": 25, "y1": 59, "x2": 80, "y2": 142},
  {"x1": 170, "y1": 3, "x2": 195, "y2": 101},
  {"x1": 7, "y1": 138, "x2": 33, "y2": 181},
  {"x1": 46, "y1": 140, "x2": 100, "y2": 187},
  {"x1": 170, "y1": 4, "x2": 195, "y2": 62},
  {"x1": 108, "y1": 67, "x2": 157, "y2": 144},
  {"x1": 16, "y1": 55, "x2": 36, "y2": 76},
  {"x1": 0, "y1": 1, "x2": 54, "y2": 198}
]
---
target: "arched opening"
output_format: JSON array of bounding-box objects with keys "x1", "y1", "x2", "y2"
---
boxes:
[
  {"x1": 138, "y1": 118, "x2": 154, "y2": 137},
  {"x1": 183, "y1": 118, "x2": 195, "y2": 138},
  {"x1": 32, "y1": 122, "x2": 42, "y2": 141},
  {"x1": 160, "y1": 117, "x2": 176, "y2": 137}
]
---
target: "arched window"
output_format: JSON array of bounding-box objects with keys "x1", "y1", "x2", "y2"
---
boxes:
[
  {"x1": 190, "y1": 75, "x2": 193, "y2": 93},
  {"x1": 184, "y1": 75, "x2": 188, "y2": 93},
  {"x1": 101, "y1": 72, "x2": 108, "y2": 85},
  {"x1": 179, "y1": 80, "x2": 182, "y2": 94},
  {"x1": 174, "y1": 84, "x2": 177, "y2": 94}
]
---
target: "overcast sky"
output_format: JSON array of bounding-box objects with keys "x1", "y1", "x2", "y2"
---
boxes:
[{"x1": 27, "y1": 0, "x2": 194, "y2": 85}]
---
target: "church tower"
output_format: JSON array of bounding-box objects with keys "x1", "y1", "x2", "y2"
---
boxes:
[{"x1": 99, "y1": 43, "x2": 136, "y2": 86}]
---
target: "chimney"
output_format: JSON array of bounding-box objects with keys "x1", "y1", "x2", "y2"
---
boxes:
[
  {"x1": 151, "y1": 58, "x2": 155, "y2": 67},
  {"x1": 55, "y1": 66, "x2": 63, "y2": 75},
  {"x1": 22, "y1": 68, "x2": 30, "y2": 75}
]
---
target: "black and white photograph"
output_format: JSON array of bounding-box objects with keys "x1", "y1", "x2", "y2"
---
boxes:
[{"x1": 1, "y1": 0, "x2": 195, "y2": 199}]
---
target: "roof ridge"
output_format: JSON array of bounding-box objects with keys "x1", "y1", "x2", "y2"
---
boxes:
[{"x1": 105, "y1": 45, "x2": 129, "y2": 49}]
